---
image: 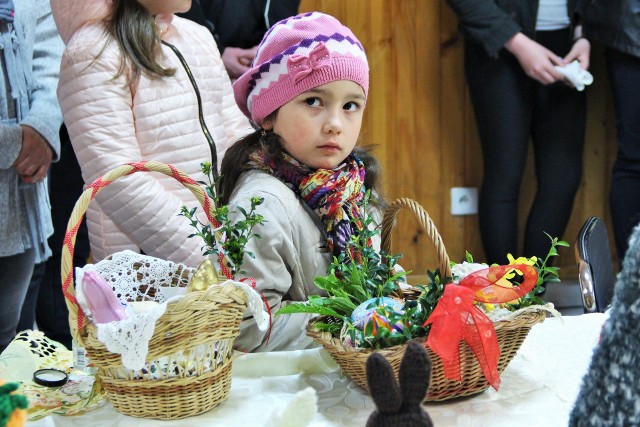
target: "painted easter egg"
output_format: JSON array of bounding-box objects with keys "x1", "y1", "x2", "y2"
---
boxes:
[{"x1": 351, "y1": 297, "x2": 404, "y2": 330}]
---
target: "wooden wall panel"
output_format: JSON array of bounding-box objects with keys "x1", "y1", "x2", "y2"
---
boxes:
[{"x1": 299, "y1": 0, "x2": 618, "y2": 278}]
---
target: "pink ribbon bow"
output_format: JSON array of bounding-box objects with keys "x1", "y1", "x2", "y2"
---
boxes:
[{"x1": 287, "y1": 42, "x2": 332, "y2": 84}]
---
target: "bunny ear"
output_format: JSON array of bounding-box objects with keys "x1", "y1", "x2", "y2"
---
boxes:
[
  {"x1": 366, "y1": 352, "x2": 402, "y2": 413},
  {"x1": 398, "y1": 341, "x2": 432, "y2": 406}
]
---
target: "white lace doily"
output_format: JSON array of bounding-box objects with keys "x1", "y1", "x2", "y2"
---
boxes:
[
  {"x1": 95, "y1": 304, "x2": 168, "y2": 371},
  {"x1": 110, "y1": 340, "x2": 232, "y2": 380},
  {"x1": 77, "y1": 250, "x2": 191, "y2": 309},
  {"x1": 76, "y1": 250, "x2": 269, "y2": 371},
  {"x1": 75, "y1": 251, "x2": 190, "y2": 370}
]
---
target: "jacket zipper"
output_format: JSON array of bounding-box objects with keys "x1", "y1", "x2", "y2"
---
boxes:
[{"x1": 161, "y1": 40, "x2": 219, "y2": 179}]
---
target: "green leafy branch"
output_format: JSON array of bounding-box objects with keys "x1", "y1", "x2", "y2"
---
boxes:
[
  {"x1": 279, "y1": 192, "x2": 405, "y2": 315},
  {"x1": 508, "y1": 233, "x2": 570, "y2": 309},
  {"x1": 277, "y1": 192, "x2": 457, "y2": 349},
  {"x1": 180, "y1": 162, "x2": 265, "y2": 275}
]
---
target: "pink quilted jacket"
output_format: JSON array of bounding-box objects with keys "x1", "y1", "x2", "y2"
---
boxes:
[{"x1": 52, "y1": 0, "x2": 251, "y2": 267}]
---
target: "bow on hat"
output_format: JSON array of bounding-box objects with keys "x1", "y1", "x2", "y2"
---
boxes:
[
  {"x1": 423, "y1": 264, "x2": 538, "y2": 390},
  {"x1": 287, "y1": 42, "x2": 332, "y2": 84}
]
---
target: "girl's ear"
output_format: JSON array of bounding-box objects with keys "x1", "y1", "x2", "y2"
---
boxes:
[
  {"x1": 261, "y1": 118, "x2": 274, "y2": 131},
  {"x1": 261, "y1": 110, "x2": 278, "y2": 131}
]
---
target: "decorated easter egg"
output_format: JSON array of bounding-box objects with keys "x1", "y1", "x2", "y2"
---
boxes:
[
  {"x1": 188, "y1": 257, "x2": 226, "y2": 292},
  {"x1": 351, "y1": 297, "x2": 404, "y2": 329}
]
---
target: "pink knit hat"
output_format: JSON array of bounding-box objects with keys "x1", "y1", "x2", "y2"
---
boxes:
[{"x1": 233, "y1": 11, "x2": 369, "y2": 125}]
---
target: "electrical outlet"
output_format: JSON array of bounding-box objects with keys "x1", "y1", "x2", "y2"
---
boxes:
[{"x1": 450, "y1": 187, "x2": 478, "y2": 216}]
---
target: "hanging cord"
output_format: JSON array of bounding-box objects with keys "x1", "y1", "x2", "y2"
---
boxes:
[{"x1": 161, "y1": 40, "x2": 219, "y2": 182}]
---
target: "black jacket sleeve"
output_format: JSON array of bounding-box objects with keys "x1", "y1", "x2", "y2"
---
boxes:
[
  {"x1": 180, "y1": 0, "x2": 300, "y2": 54},
  {"x1": 445, "y1": 0, "x2": 522, "y2": 57}
]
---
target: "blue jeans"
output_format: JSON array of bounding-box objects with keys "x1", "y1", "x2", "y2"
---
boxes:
[
  {"x1": 607, "y1": 48, "x2": 640, "y2": 262},
  {"x1": 0, "y1": 248, "x2": 35, "y2": 353}
]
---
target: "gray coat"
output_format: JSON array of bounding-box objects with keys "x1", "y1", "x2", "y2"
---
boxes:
[
  {"x1": 0, "y1": 0, "x2": 63, "y2": 262},
  {"x1": 569, "y1": 223, "x2": 640, "y2": 426}
]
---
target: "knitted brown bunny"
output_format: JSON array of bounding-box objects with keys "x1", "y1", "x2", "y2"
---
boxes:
[{"x1": 365, "y1": 340, "x2": 434, "y2": 427}]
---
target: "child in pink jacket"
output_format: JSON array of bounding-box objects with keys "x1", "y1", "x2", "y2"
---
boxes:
[{"x1": 51, "y1": 0, "x2": 252, "y2": 267}]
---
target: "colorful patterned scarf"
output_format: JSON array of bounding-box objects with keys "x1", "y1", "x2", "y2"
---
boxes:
[
  {"x1": 0, "y1": 0, "x2": 13, "y2": 23},
  {"x1": 249, "y1": 151, "x2": 367, "y2": 257}
]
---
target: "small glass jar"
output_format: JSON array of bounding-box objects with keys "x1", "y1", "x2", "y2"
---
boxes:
[{"x1": 72, "y1": 338, "x2": 97, "y2": 375}]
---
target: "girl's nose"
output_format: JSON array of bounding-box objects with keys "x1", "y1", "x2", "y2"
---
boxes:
[{"x1": 322, "y1": 110, "x2": 343, "y2": 134}]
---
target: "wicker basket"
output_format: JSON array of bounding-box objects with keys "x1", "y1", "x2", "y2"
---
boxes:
[
  {"x1": 306, "y1": 197, "x2": 546, "y2": 401},
  {"x1": 61, "y1": 161, "x2": 248, "y2": 419}
]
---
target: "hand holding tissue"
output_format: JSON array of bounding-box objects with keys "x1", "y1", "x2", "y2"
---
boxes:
[{"x1": 554, "y1": 60, "x2": 593, "y2": 91}]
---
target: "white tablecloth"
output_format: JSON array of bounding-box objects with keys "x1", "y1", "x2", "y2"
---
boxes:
[{"x1": 27, "y1": 313, "x2": 605, "y2": 427}]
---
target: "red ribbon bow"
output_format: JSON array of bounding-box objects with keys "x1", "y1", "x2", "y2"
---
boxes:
[
  {"x1": 423, "y1": 264, "x2": 538, "y2": 390},
  {"x1": 287, "y1": 42, "x2": 332, "y2": 84}
]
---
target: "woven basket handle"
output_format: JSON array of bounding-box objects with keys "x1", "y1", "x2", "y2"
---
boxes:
[
  {"x1": 381, "y1": 198, "x2": 452, "y2": 278},
  {"x1": 61, "y1": 161, "x2": 227, "y2": 343}
]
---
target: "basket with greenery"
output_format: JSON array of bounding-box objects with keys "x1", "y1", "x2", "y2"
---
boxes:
[{"x1": 277, "y1": 197, "x2": 565, "y2": 401}]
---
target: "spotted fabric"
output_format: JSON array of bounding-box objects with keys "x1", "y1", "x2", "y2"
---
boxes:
[{"x1": 569, "y1": 224, "x2": 640, "y2": 426}]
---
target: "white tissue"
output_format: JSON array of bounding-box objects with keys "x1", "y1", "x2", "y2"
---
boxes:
[
  {"x1": 263, "y1": 387, "x2": 318, "y2": 427},
  {"x1": 554, "y1": 60, "x2": 593, "y2": 91}
]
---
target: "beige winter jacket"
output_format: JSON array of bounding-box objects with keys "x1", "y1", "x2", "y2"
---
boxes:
[
  {"x1": 231, "y1": 170, "x2": 382, "y2": 352},
  {"x1": 52, "y1": 0, "x2": 251, "y2": 266}
]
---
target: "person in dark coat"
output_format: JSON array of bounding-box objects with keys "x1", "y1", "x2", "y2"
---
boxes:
[
  {"x1": 444, "y1": 0, "x2": 590, "y2": 266},
  {"x1": 576, "y1": 0, "x2": 640, "y2": 263},
  {"x1": 180, "y1": 0, "x2": 300, "y2": 79}
]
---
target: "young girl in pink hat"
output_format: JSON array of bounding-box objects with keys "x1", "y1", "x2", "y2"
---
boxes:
[
  {"x1": 51, "y1": 0, "x2": 251, "y2": 267},
  {"x1": 223, "y1": 12, "x2": 385, "y2": 352}
]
